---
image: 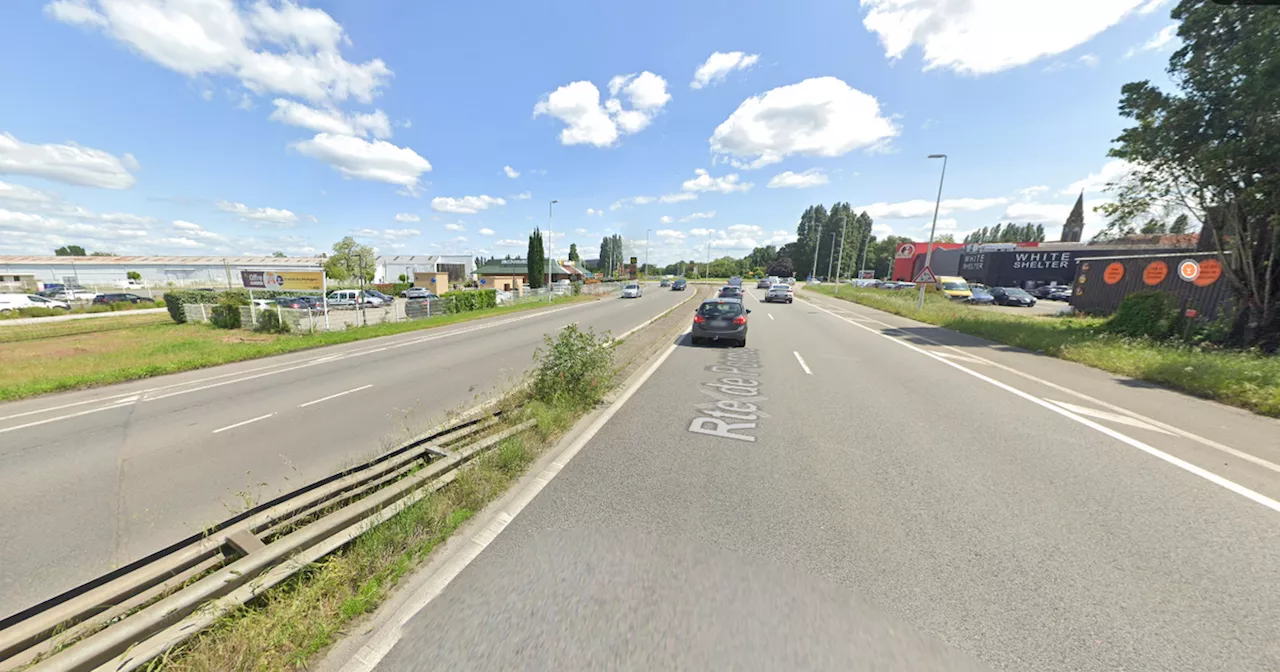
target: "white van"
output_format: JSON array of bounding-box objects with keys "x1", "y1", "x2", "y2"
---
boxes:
[{"x1": 326, "y1": 289, "x2": 384, "y2": 308}]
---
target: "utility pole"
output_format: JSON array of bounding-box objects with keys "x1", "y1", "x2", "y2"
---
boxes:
[
  {"x1": 834, "y1": 218, "x2": 848, "y2": 296},
  {"x1": 826, "y1": 231, "x2": 837, "y2": 281},
  {"x1": 547, "y1": 200, "x2": 557, "y2": 301},
  {"x1": 645, "y1": 228, "x2": 651, "y2": 283},
  {"x1": 809, "y1": 220, "x2": 822, "y2": 283},
  {"x1": 918, "y1": 154, "x2": 948, "y2": 310}
]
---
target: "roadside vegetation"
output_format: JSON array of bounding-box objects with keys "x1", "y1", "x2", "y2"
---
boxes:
[
  {"x1": 0, "y1": 299, "x2": 165, "y2": 320},
  {"x1": 0, "y1": 295, "x2": 593, "y2": 402},
  {"x1": 806, "y1": 285, "x2": 1280, "y2": 418},
  {"x1": 148, "y1": 324, "x2": 620, "y2": 671}
]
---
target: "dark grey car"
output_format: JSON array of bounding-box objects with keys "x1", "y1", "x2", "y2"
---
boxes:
[{"x1": 691, "y1": 298, "x2": 749, "y2": 347}]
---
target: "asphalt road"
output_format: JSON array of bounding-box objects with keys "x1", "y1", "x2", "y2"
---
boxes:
[
  {"x1": 375, "y1": 287, "x2": 1280, "y2": 671},
  {"x1": 0, "y1": 284, "x2": 694, "y2": 619}
]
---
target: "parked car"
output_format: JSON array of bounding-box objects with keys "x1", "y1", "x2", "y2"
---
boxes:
[
  {"x1": 989, "y1": 287, "x2": 1037, "y2": 307},
  {"x1": 691, "y1": 298, "x2": 749, "y2": 347},
  {"x1": 54, "y1": 287, "x2": 97, "y2": 301},
  {"x1": 671, "y1": 278, "x2": 687, "y2": 291},
  {"x1": 621, "y1": 283, "x2": 643, "y2": 298},
  {"x1": 114, "y1": 279, "x2": 147, "y2": 290},
  {"x1": 274, "y1": 296, "x2": 325, "y2": 310},
  {"x1": 935, "y1": 276, "x2": 972, "y2": 300},
  {"x1": 400, "y1": 287, "x2": 438, "y2": 300},
  {"x1": 965, "y1": 287, "x2": 996, "y2": 305},
  {"x1": 1048, "y1": 288, "x2": 1073, "y2": 302},
  {"x1": 92, "y1": 293, "x2": 155, "y2": 305},
  {"x1": 250, "y1": 298, "x2": 274, "y2": 309},
  {"x1": 718, "y1": 285, "x2": 743, "y2": 299},
  {"x1": 1029, "y1": 283, "x2": 1069, "y2": 299},
  {"x1": 365, "y1": 289, "x2": 394, "y2": 305},
  {"x1": 0, "y1": 293, "x2": 70, "y2": 312},
  {"x1": 327, "y1": 289, "x2": 382, "y2": 308},
  {"x1": 756, "y1": 278, "x2": 772, "y2": 289},
  {"x1": 764, "y1": 283, "x2": 794, "y2": 303}
]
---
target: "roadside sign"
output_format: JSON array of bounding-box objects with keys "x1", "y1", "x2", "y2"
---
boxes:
[
  {"x1": 912, "y1": 267, "x2": 936, "y2": 284},
  {"x1": 1177, "y1": 259, "x2": 1200, "y2": 282},
  {"x1": 480, "y1": 278, "x2": 487, "y2": 285},
  {"x1": 240, "y1": 270, "x2": 324, "y2": 291},
  {"x1": 858, "y1": 270, "x2": 874, "y2": 279}
]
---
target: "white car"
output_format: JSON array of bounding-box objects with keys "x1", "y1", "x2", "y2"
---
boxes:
[
  {"x1": 621, "y1": 283, "x2": 643, "y2": 299},
  {"x1": 0, "y1": 293, "x2": 71, "y2": 312},
  {"x1": 764, "y1": 283, "x2": 794, "y2": 303},
  {"x1": 115, "y1": 279, "x2": 147, "y2": 290},
  {"x1": 54, "y1": 288, "x2": 97, "y2": 301}
]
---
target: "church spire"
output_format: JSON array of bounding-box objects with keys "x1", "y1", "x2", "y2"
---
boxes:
[{"x1": 1061, "y1": 191, "x2": 1085, "y2": 242}]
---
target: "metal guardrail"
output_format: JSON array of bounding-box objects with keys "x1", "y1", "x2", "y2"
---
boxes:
[{"x1": 0, "y1": 408, "x2": 534, "y2": 672}]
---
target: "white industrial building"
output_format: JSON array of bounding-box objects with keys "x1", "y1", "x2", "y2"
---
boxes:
[
  {"x1": 0, "y1": 255, "x2": 325, "y2": 291},
  {"x1": 374, "y1": 255, "x2": 473, "y2": 284}
]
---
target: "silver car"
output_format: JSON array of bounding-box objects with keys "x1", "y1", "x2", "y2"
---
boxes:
[
  {"x1": 621, "y1": 283, "x2": 642, "y2": 298},
  {"x1": 764, "y1": 283, "x2": 793, "y2": 303}
]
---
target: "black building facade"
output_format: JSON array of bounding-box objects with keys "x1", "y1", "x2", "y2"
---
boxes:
[{"x1": 958, "y1": 247, "x2": 1184, "y2": 288}]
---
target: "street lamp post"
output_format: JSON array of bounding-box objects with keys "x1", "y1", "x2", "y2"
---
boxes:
[
  {"x1": 917, "y1": 154, "x2": 948, "y2": 310},
  {"x1": 809, "y1": 220, "x2": 822, "y2": 283},
  {"x1": 547, "y1": 200, "x2": 557, "y2": 301},
  {"x1": 834, "y1": 218, "x2": 848, "y2": 296}
]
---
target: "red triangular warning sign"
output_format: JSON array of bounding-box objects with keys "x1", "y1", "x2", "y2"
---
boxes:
[{"x1": 913, "y1": 267, "x2": 936, "y2": 284}]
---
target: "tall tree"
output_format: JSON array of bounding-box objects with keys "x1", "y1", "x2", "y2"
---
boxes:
[
  {"x1": 54, "y1": 245, "x2": 86, "y2": 256},
  {"x1": 568, "y1": 243, "x2": 580, "y2": 264},
  {"x1": 324, "y1": 236, "x2": 375, "y2": 281},
  {"x1": 935, "y1": 233, "x2": 956, "y2": 243},
  {"x1": 1103, "y1": 0, "x2": 1279, "y2": 349},
  {"x1": 1169, "y1": 213, "x2": 1191, "y2": 234},
  {"x1": 527, "y1": 227, "x2": 546, "y2": 288},
  {"x1": 90, "y1": 251, "x2": 118, "y2": 256},
  {"x1": 272, "y1": 251, "x2": 286, "y2": 257}
]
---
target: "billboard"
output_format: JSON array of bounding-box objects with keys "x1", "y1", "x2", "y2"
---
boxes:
[{"x1": 240, "y1": 270, "x2": 324, "y2": 291}]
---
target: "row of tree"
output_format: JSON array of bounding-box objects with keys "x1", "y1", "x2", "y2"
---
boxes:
[{"x1": 963, "y1": 223, "x2": 1046, "y2": 244}]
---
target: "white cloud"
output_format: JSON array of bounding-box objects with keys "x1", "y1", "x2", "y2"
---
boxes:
[
  {"x1": 503, "y1": 165, "x2": 519, "y2": 179},
  {"x1": 394, "y1": 212, "x2": 420, "y2": 222},
  {"x1": 659, "y1": 215, "x2": 673, "y2": 224},
  {"x1": 1078, "y1": 53, "x2": 1100, "y2": 68},
  {"x1": 0, "y1": 180, "x2": 56, "y2": 204},
  {"x1": 445, "y1": 222, "x2": 465, "y2": 232},
  {"x1": 856, "y1": 197, "x2": 1008, "y2": 219},
  {"x1": 1138, "y1": 0, "x2": 1171, "y2": 15},
  {"x1": 859, "y1": 0, "x2": 1156, "y2": 75},
  {"x1": 171, "y1": 219, "x2": 226, "y2": 240},
  {"x1": 431, "y1": 194, "x2": 506, "y2": 214},
  {"x1": 534, "y1": 72, "x2": 670, "y2": 147},
  {"x1": 610, "y1": 195, "x2": 656, "y2": 210},
  {"x1": 918, "y1": 218, "x2": 959, "y2": 231},
  {"x1": 690, "y1": 51, "x2": 760, "y2": 89},
  {"x1": 292, "y1": 133, "x2": 431, "y2": 194},
  {"x1": 767, "y1": 169, "x2": 829, "y2": 189},
  {"x1": 872, "y1": 223, "x2": 894, "y2": 237},
  {"x1": 710, "y1": 77, "x2": 897, "y2": 169},
  {"x1": 1127, "y1": 24, "x2": 1178, "y2": 57},
  {"x1": 727, "y1": 224, "x2": 763, "y2": 236},
  {"x1": 1062, "y1": 158, "x2": 1133, "y2": 195},
  {"x1": 494, "y1": 238, "x2": 523, "y2": 247},
  {"x1": 680, "y1": 211, "x2": 715, "y2": 222},
  {"x1": 0, "y1": 132, "x2": 137, "y2": 189},
  {"x1": 513, "y1": 191, "x2": 532, "y2": 200},
  {"x1": 585, "y1": 208, "x2": 603, "y2": 216},
  {"x1": 656, "y1": 229, "x2": 686, "y2": 240},
  {"x1": 47, "y1": 0, "x2": 392, "y2": 105},
  {"x1": 354, "y1": 227, "x2": 421, "y2": 240},
  {"x1": 451, "y1": 236, "x2": 467, "y2": 243},
  {"x1": 1017, "y1": 185, "x2": 1049, "y2": 200},
  {"x1": 690, "y1": 227, "x2": 715, "y2": 236},
  {"x1": 574, "y1": 228, "x2": 588, "y2": 234},
  {"x1": 659, "y1": 192, "x2": 696, "y2": 204},
  {"x1": 306, "y1": 214, "x2": 318, "y2": 223},
  {"x1": 216, "y1": 199, "x2": 298, "y2": 224},
  {"x1": 478, "y1": 227, "x2": 495, "y2": 235},
  {"x1": 681, "y1": 168, "x2": 752, "y2": 194},
  {"x1": 269, "y1": 99, "x2": 391, "y2": 138}
]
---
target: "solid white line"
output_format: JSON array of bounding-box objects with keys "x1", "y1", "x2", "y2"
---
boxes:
[
  {"x1": 1047, "y1": 399, "x2": 1175, "y2": 436},
  {"x1": 340, "y1": 333, "x2": 687, "y2": 672},
  {"x1": 803, "y1": 293, "x2": 1280, "y2": 476},
  {"x1": 805, "y1": 299, "x2": 1280, "y2": 515},
  {"x1": 0, "y1": 389, "x2": 144, "y2": 423},
  {"x1": 211, "y1": 412, "x2": 277, "y2": 434},
  {"x1": 298, "y1": 385, "x2": 374, "y2": 408},
  {"x1": 0, "y1": 400, "x2": 136, "y2": 435},
  {"x1": 793, "y1": 351, "x2": 813, "y2": 375},
  {"x1": 768, "y1": 313, "x2": 774, "y2": 320}
]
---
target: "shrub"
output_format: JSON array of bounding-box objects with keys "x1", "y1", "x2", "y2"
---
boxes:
[
  {"x1": 374, "y1": 282, "x2": 412, "y2": 296},
  {"x1": 1106, "y1": 292, "x2": 1178, "y2": 340},
  {"x1": 531, "y1": 324, "x2": 615, "y2": 408},
  {"x1": 210, "y1": 302, "x2": 242, "y2": 329},
  {"x1": 443, "y1": 289, "x2": 497, "y2": 314},
  {"x1": 253, "y1": 308, "x2": 289, "y2": 334}
]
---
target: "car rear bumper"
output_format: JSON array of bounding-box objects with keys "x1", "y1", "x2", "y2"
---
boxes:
[{"x1": 691, "y1": 323, "x2": 747, "y2": 341}]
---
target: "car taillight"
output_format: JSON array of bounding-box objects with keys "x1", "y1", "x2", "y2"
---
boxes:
[
  {"x1": 693, "y1": 314, "x2": 706, "y2": 323},
  {"x1": 732, "y1": 315, "x2": 747, "y2": 325}
]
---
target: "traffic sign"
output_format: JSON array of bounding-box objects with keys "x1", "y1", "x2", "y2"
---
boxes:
[{"x1": 912, "y1": 267, "x2": 936, "y2": 284}]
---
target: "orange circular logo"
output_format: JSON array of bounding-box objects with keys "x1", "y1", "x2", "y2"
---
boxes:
[
  {"x1": 1103, "y1": 263, "x2": 1125, "y2": 285},
  {"x1": 1143, "y1": 261, "x2": 1169, "y2": 285},
  {"x1": 1178, "y1": 259, "x2": 1200, "y2": 282},
  {"x1": 1194, "y1": 259, "x2": 1222, "y2": 287}
]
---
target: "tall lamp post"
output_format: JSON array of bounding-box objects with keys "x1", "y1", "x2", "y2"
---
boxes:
[
  {"x1": 834, "y1": 217, "x2": 848, "y2": 296},
  {"x1": 809, "y1": 220, "x2": 822, "y2": 283},
  {"x1": 917, "y1": 154, "x2": 948, "y2": 310},
  {"x1": 547, "y1": 200, "x2": 557, "y2": 301}
]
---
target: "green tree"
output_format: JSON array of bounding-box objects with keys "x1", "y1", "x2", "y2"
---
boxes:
[
  {"x1": 126, "y1": 271, "x2": 141, "y2": 281},
  {"x1": 1169, "y1": 213, "x2": 1191, "y2": 234},
  {"x1": 935, "y1": 233, "x2": 956, "y2": 243},
  {"x1": 90, "y1": 251, "x2": 118, "y2": 256},
  {"x1": 54, "y1": 245, "x2": 87, "y2": 256},
  {"x1": 527, "y1": 227, "x2": 546, "y2": 289},
  {"x1": 1103, "y1": 0, "x2": 1279, "y2": 349},
  {"x1": 325, "y1": 236, "x2": 375, "y2": 281},
  {"x1": 597, "y1": 234, "x2": 623, "y2": 277},
  {"x1": 1140, "y1": 220, "x2": 1169, "y2": 234},
  {"x1": 568, "y1": 243, "x2": 580, "y2": 264},
  {"x1": 272, "y1": 251, "x2": 286, "y2": 257}
]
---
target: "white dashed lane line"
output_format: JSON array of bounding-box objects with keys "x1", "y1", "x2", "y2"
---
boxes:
[
  {"x1": 212, "y1": 412, "x2": 277, "y2": 435},
  {"x1": 298, "y1": 384, "x2": 375, "y2": 408},
  {"x1": 793, "y1": 351, "x2": 813, "y2": 375}
]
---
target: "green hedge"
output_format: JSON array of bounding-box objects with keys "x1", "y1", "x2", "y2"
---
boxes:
[
  {"x1": 210, "y1": 303, "x2": 242, "y2": 329},
  {"x1": 443, "y1": 289, "x2": 497, "y2": 314},
  {"x1": 163, "y1": 289, "x2": 297, "y2": 323},
  {"x1": 374, "y1": 282, "x2": 412, "y2": 296}
]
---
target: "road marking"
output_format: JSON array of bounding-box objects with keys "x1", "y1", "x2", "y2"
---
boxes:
[
  {"x1": 793, "y1": 351, "x2": 813, "y2": 375},
  {"x1": 298, "y1": 385, "x2": 374, "y2": 408},
  {"x1": 211, "y1": 412, "x2": 277, "y2": 434},
  {"x1": 1046, "y1": 400, "x2": 1175, "y2": 435},
  {"x1": 802, "y1": 293, "x2": 1280, "y2": 476},
  {"x1": 339, "y1": 331, "x2": 687, "y2": 672},
  {"x1": 0, "y1": 399, "x2": 138, "y2": 436},
  {"x1": 768, "y1": 313, "x2": 774, "y2": 320},
  {"x1": 805, "y1": 298, "x2": 1280, "y2": 515}
]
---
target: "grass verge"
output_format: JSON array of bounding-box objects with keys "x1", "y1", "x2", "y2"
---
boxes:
[
  {"x1": 805, "y1": 285, "x2": 1280, "y2": 418},
  {"x1": 142, "y1": 326, "x2": 621, "y2": 671},
  {"x1": 0, "y1": 295, "x2": 594, "y2": 402}
]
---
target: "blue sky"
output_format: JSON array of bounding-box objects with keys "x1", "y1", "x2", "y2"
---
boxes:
[{"x1": 0, "y1": 0, "x2": 1181, "y2": 265}]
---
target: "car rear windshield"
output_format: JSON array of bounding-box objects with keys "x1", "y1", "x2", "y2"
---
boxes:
[
  {"x1": 942, "y1": 282, "x2": 968, "y2": 290},
  {"x1": 699, "y1": 301, "x2": 743, "y2": 317},
  {"x1": 770, "y1": 284, "x2": 789, "y2": 290},
  {"x1": 1006, "y1": 288, "x2": 1031, "y2": 297}
]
